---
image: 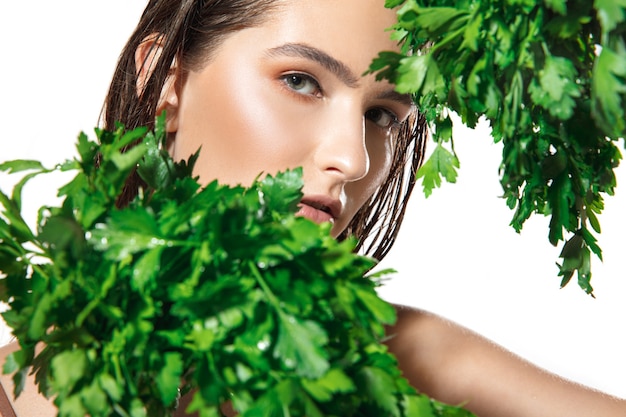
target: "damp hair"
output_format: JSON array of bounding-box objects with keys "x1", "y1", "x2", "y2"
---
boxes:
[{"x1": 101, "y1": 0, "x2": 428, "y2": 261}]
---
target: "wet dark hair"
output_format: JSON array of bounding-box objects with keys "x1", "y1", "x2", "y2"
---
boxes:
[
  {"x1": 102, "y1": 0, "x2": 428, "y2": 261},
  {"x1": 341, "y1": 112, "x2": 427, "y2": 260}
]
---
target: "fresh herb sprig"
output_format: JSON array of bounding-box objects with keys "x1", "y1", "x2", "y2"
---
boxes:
[
  {"x1": 371, "y1": 0, "x2": 626, "y2": 294},
  {"x1": 0, "y1": 117, "x2": 473, "y2": 417}
]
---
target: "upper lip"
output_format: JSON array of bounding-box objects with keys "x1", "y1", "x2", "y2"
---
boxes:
[{"x1": 300, "y1": 195, "x2": 342, "y2": 220}]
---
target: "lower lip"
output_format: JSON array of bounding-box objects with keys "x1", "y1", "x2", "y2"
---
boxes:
[{"x1": 296, "y1": 204, "x2": 334, "y2": 224}]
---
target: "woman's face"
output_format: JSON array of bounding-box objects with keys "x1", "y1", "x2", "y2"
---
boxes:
[{"x1": 162, "y1": 0, "x2": 413, "y2": 237}]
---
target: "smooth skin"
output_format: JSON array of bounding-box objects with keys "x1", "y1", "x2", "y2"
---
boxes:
[
  {"x1": 155, "y1": 0, "x2": 413, "y2": 237},
  {"x1": 1, "y1": 1, "x2": 625, "y2": 416},
  {"x1": 389, "y1": 306, "x2": 626, "y2": 417}
]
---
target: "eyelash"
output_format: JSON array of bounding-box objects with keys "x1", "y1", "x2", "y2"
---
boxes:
[
  {"x1": 280, "y1": 72, "x2": 323, "y2": 98},
  {"x1": 279, "y1": 72, "x2": 400, "y2": 130},
  {"x1": 365, "y1": 108, "x2": 400, "y2": 130}
]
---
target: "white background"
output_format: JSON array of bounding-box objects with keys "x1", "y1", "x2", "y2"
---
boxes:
[{"x1": 1, "y1": 1, "x2": 624, "y2": 399}]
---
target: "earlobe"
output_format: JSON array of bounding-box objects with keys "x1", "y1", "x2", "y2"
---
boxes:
[
  {"x1": 135, "y1": 34, "x2": 180, "y2": 133},
  {"x1": 158, "y1": 73, "x2": 180, "y2": 133}
]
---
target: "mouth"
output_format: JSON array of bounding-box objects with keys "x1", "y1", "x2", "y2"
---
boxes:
[{"x1": 297, "y1": 196, "x2": 341, "y2": 225}]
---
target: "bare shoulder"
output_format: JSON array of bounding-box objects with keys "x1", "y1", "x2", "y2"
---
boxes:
[
  {"x1": 386, "y1": 304, "x2": 626, "y2": 417},
  {"x1": 0, "y1": 341, "x2": 56, "y2": 417}
]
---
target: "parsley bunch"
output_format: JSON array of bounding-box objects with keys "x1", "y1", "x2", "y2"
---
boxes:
[
  {"x1": 0, "y1": 117, "x2": 473, "y2": 417},
  {"x1": 371, "y1": 0, "x2": 626, "y2": 294}
]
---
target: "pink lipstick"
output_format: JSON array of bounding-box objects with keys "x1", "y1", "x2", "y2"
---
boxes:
[{"x1": 297, "y1": 196, "x2": 341, "y2": 225}]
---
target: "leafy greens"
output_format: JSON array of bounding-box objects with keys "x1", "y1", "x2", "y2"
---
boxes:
[
  {"x1": 371, "y1": 0, "x2": 626, "y2": 295},
  {"x1": 0, "y1": 116, "x2": 473, "y2": 417}
]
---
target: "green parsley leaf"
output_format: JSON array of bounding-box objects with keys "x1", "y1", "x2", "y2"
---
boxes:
[{"x1": 416, "y1": 143, "x2": 460, "y2": 197}]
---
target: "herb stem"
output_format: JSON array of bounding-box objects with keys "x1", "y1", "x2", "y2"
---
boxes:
[{"x1": 248, "y1": 261, "x2": 286, "y2": 318}]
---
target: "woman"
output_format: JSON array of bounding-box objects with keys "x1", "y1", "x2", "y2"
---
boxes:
[{"x1": 1, "y1": 0, "x2": 625, "y2": 416}]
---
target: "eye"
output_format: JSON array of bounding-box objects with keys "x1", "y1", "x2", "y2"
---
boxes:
[
  {"x1": 281, "y1": 73, "x2": 322, "y2": 97},
  {"x1": 365, "y1": 108, "x2": 399, "y2": 129}
]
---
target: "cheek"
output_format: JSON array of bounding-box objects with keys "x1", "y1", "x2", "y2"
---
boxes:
[{"x1": 174, "y1": 67, "x2": 313, "y2": 186}]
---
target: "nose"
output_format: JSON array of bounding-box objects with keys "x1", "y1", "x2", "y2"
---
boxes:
[{"x1": 312, "y1": 106, "x2": 369, "y2": 183}]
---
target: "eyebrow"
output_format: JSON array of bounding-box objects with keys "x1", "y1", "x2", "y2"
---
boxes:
[
  {"x1": 376, "y1": 89, "x2": 415, "y2": 108},
  {"x1": 265, "y1": 42, "x2": 361, "y2": 88},
  {"x1": 265, "y1": 43, "x2": 415, "y2": 108}
]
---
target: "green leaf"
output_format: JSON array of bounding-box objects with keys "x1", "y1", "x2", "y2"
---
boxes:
[
  {"x1": 594, "y1": 0, "x2": 626, "y2": 32},
  {"x1": 576, "y1": 245, "x2": 594, "y2": 295},
  {"x1": 28, "y1": 292, "x2": 54, "y2": 340},
  {"x1": 258, "y1": 168, "x2": 303, "y2": 215},
  {"x1": 557, "y1": 233, "x2": 596, "y2": 294},
  {"x1": 0, "y1": 189, "x2": 34, "y2": 243},
  {"x1": 545, "y1": 0, "x2": 567, "y2": 15},
  {"x1": 135, "y1": 120, "x2": 185, "y2": 189},
  {"x1": 547, "y1": 173, "x2": 575, "y2": 245},
  {"x1": 57, "y1": 394, "x2": 87, "y2": 417},
  {"x1": 358, "y1": 366, "x2": 400, "y2": 415},
  {"x1": 110, "y1": 142, "x2": 148, "y2": 171},
  {"x1": 396, "y1": 54, "x2": 446, "y2": 100},
  {"x1": 301, "y1": 368, "x2": 355, "y2": 401},
  {"x1": 156, "y1": 352, "x2": 184, "y2": 406},
  {"x1": 403, "y1": 394, "x2": 437, "y2": 417},
  {"x1": 529, "y1": 55, "x2": 581, "y2": 120},
  {"x1": 113, "y1": 125, "x2": 149, "y2": 152},
  {"x1": 416, "y1": 143, "x2": 460, "y2": 197},
  {"x1": 39, "y1": 215, "x2": 87, "y2": 259},
  {"x1": 89, "y1": 208, "x2": 165, "y2": 260},
  {"x1": 459, "y1": 11, "x2": 483, "y2": 52},
  {"x1": 586, "y1": 207, "x2": 602, "y2": 234},
  {"x1": 399, "y1": 6, "x2": 469, "y2": 37},
  {"x1": 186, "y1": 394, "x2": 221, "y2": 417},
  {"x1": 354, "y1": 285, "x2": 397, "y2": 326},
  {"x1": 0, "y1": 159, "x2": 46, "y2": 174},
  {"x1": 51, "y1": 349, "x2": 88, "y2": 393},
  {"x1": 367, "y1": 51, "x2": 404, "y2": 84},
  {"x1": 385, "y1": 0, "x2": 405, "y2": 8},
  {"x1": 2, "y1": 351, "x2": 21, "y2": 375},
  {"x1": 274, "y1": 314, "x2": 329, "y2": 379},
  {"x1": 395, "y1": 55, "x2": 429, "y2": 94},
  {"x1": 75, "y1": 131, "x2": 98, "y2": 165},
  {"x1": 81, "y1": 380, "x2": 109, "y2": 416},
  {"x1": 129, "y1": 398, "x2": 148, "y2": 417},
  {"x1": 581, "y1": 227, "x2": 602, "y2": 260},
  {"x1": 10, "y1": 171, "x2": 46, "y2": 212},
  {"x1": 131, "y1": 247, "x2": 163, "y2": 292},
  {"x1": 186, "y1": 321, "x2": 217, "y2": 351},
  {"x1": 592, "y1": 46, "x2": 626, "y2": 137},
  {"x1": 98, "y1": 373, "x2": 122, "y2": 402}
]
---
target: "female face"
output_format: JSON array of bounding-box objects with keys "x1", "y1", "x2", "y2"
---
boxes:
[{"x1": 161, "y1": 0, "x2": 413, "y2": 237}]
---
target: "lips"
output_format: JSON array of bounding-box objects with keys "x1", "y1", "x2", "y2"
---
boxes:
[{"x1": 297, "y1": 196, "x2": 341, "y2": 225}]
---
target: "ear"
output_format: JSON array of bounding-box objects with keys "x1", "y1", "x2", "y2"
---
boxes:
[{"x1": 135, "y1": 34, "x2": 180, "y2": 133}]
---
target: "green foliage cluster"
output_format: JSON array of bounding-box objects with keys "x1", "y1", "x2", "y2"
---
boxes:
[
  {"x1": 0, "y1": 118, "x2": 473, "y2": 417},
  {"x1": 370, "y1": 0, "x2": 626, "y2": 294}
]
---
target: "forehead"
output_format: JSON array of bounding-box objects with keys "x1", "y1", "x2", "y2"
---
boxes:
[{"x1": 263, "y1": 0, "x2": 400, "y2": 73}]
